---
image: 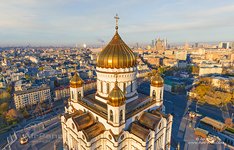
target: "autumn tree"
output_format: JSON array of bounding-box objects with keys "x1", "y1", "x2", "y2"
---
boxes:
[
  {"x1": 22, "y1": 109, "x2": 30, "y2": 119},
  {"x1": 5, "y1": 109, "x2": 21, "y2": 124},
  {"x1": 0, "y1": 91, "x2": 11, "y2": 102},
  {"x1": 0, "y1": 102, "x2": 8, "y2": 115}
]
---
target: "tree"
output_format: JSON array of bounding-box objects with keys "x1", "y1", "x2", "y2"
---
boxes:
[
  {"x1": 192, "y1": 66, "x2": 199, "y2": 74},
  {"x1": 5, "y1": 109, "x2": 21, "y2": 124},
  {"x1": 158, "y1": 66, "x2": 165, "y2": 75},
  {"x1": 0, "y1": 91, "x2": 11, "y2": 102},
  {"x1": 38, "y1": 67, "x2": 44, "y2": 71},
  {"x1": 0, "y1": 102, "x2": 8, "y2": 115},
  {"x1": 6, "y1": 86, "x2": 12, "y2": 93},
  {"x1": 22, "y1": 109, "x2": 30, "y2": 119},
  {"x1": 25, "y1": 74, "x2": 30, "y2": 80}
]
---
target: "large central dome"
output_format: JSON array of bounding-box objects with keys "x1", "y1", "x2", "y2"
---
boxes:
[{"x1": 97, "y1": 31, "x2": 136, "y2": 69}]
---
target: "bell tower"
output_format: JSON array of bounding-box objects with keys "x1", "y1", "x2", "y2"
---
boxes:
[
  {"x1": 70, "y1": 71, "x2": 84, "y2": 102},
  {"x1": 150, "y1": 70, "x2": 164, "y2": 104},
  {"x1": 107, "y1": 75, "x2": 126, "y2": 134}
]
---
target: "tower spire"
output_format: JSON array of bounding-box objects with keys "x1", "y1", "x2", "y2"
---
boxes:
[
  {"x1": 114, "y1": 72, "x2": 118, "y2": 85},
  {"x1": 114, "y1": 14, "x2": 120, "y2": 31},
  {"x1": 74, "y1": 63, "x2": 78, "y2": 73}
]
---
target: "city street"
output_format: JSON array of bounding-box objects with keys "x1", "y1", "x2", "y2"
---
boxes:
[
  {"x1": 11, "y1": 122, "x2": 62, "y2": 150},
  {"x1": 138, "y1": 81, "x2": 230, "y2": 150},
  {"x1": 5, "y1": 114, "x2": 63, "y2": 150},
  {"x1": 0, "y1": 105, "x2": 64, "y2": 150}
]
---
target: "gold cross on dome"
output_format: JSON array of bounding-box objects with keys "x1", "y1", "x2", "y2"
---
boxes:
[{"x1": 114, "y1": 14, "x2": 120, "y2": 31}]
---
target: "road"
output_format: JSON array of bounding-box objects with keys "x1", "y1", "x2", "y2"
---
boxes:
[
  {"x1": 11, "y1": 118, "x2": 62, "y2": 150},
  {"x1": 0, "y1": 101, "x2": 64, "y2": 148},
  {"x1": 138, "y1": 80, "x2": 230, "y2": 150}
]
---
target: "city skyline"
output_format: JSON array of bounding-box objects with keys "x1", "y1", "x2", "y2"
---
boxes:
[{"x1": 1, "y1": 0, "x2": 234, "y2": 46}]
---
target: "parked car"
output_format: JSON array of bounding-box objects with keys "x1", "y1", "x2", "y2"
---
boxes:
[{"x1": 20, "y1": 134, "x2": 29, "y2": 145}]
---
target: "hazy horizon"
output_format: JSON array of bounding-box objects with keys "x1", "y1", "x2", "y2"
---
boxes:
[{"x1": 0, "y1": 0, "x2": 234, "y2": 46}]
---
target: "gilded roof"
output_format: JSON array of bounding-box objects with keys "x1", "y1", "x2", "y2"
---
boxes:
[
  {"x1": 97, "y1": 31, "x2": 136, "y2": 69},
  {"x1": 72, "y1": 112, "x2": 95, "y2": 131},
  {"x1": 70, "y1": 72, "x2": 84, "y2": 88},
  {"x1": 129, "y1": 122, "x2": 150, "y2": 141},
  {"x1": 83, "y1": 122, "x2": 106, "y2": 141},
  {"x1": 108, "y1": 81, "x2": 126, "y2": 107},
  {"x1": 151, "y1": 73, "x2": 164, "y2": 87},
  {"x1": 139, "y1": 112, "x2": 161, "y2": 130}
]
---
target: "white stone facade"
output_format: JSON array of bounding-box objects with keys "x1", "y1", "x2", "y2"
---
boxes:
[
  {"x1": 61, "y1": 66, "x2": 173, "y2": 150},
  {"x1": 61, "y1": 27, "x2": 173, "y2": 150}
]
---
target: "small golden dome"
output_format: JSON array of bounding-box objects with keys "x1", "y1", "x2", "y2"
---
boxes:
[
  {"x1": 151, "y1": 73, "x2": 164, "y2": 87},
  {"x1": 97, "y1": 31, "x2": 136, "y2": 69},
  {"x1": 70, "y1": 72, "x2": 84, "y2": 88},
  {"x1": 108, "y1": 81, "x2": 126, "y2": 107}
]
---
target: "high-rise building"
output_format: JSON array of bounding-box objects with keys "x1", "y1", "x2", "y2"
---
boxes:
[
  {"x1": 154, "y1": 38, "x2": 165, "y2": 51},
  {"x1": 219, "y1": 42, "x2": 230, "y2": 49},
  {"x1": 61, "y1": 16, "x2": 173, "y2": 150}
]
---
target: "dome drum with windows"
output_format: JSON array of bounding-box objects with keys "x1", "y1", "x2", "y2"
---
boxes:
[{"x1": 70, "y1": 72, "x2": 84, "y2": 88}]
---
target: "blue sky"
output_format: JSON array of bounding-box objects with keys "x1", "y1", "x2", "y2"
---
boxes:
[{"x1": 0, "y1": 0, "x2": 234, "y2": 46}]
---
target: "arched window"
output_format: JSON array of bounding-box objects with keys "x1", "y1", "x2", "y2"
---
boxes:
[
  {"x1": 110, "y1": 110, "x2": 113, "y2": 122},
  {"x1": 158, "y1": 123, "x2": 162, "y2": 130},
  {"x1": 123, "y1": 83, "x2": 126, "y2": 94},
  {"x1": 152, "y1": 90, "x2": 156, "y2": 99},
  {"x1": 78, "y1": 91, "x2": 81, "y2": 100},
  {"x1": 107, "y1": 82, "x2": 110, "y2": 94},
  {"x1": 130, "y1": 81, "x2": 133, "y2": 92},
  {"x1": 101, "y1": 81, "x2": 103, "y2": 93},
  {"x1": 160, "y1": 90, "x2": 162, "y2": 100},
  {"x1": 120, "y1": 110, "x2": 123, "y2": 122},
  {"x1": 71, "y1": 91, "x2": 74, "y2": 99}
]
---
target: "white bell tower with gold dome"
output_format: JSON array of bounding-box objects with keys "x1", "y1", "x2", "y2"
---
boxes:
[
  {"x1": 107, "y1": 75, "x2": 126, "y2": 134},
  {"x1": 69, "y1": 71, "x2": 84, "y2": 103},
  {"x1": 150, "y1": 70, "x2": 164, "y2": 105}
]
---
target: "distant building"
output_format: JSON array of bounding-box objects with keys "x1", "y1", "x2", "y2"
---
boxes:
[
  {"x1": 155, "y1": 38, "x2": 166, "y2": 51},
  {"x1": 219, "y1": 42, "x2": 230, "y2": 49},
  {"x1": 0, "y1": 74, "x2": 6, "y2": 89},
  {"x1": 164, "y1": 76, "x2": 193, "y2": 93},
  {"x1": 14, "y1": 86, "x2": 51, "y2": 109},
  {"x1": 199, "y1": 61, "x2": 223, "y2": 76},
  {"x1": 10, "y1": 72, "x2": 25, "y2": 82},
  {"x1": 176, "y1": 60, "x2": 188, "y2": 68},
  {"x1": 211, "y1": 76, "x2": 234, "y2": 92},
  {"x1": 54, "y1": 86, "x2": 70, "y2": 101},
  {"x1": 175, "y1": 50, "x2": 187, "y2": 60}
]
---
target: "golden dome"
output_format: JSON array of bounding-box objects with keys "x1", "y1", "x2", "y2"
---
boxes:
[
  {"x1": 151, "y1": 73, "x2": 164, "y2": 87},
  {"x1": 70, "y1": 72, "x2": 84, "y2": 88},
  {"x1": 97, "y1": 31, "x2": 136, "y2": 69},
  {"x1": 108, "y1": 81, "x2": 126, "y2": 107}
]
